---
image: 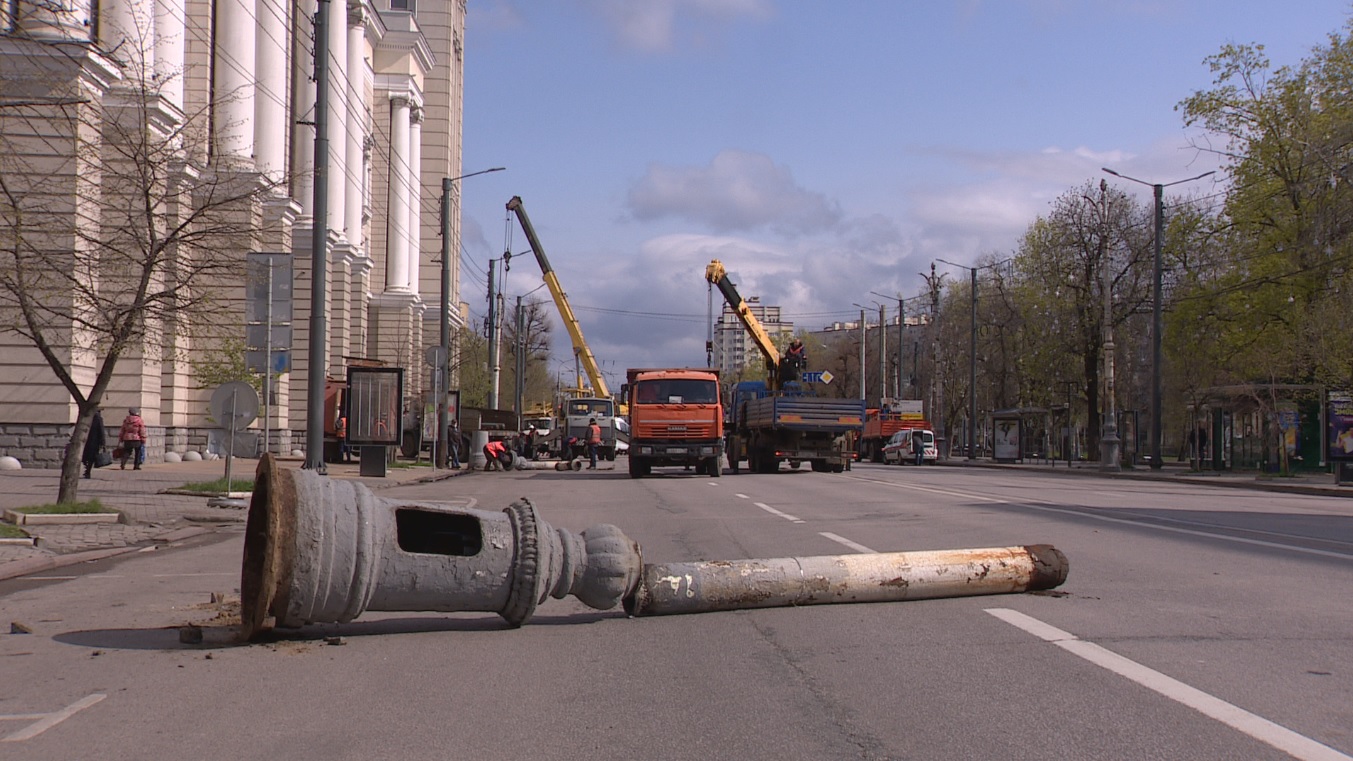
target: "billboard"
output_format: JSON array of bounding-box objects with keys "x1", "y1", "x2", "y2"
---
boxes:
[{"x1": 1329, "y1": 392, "x2": 1353, "y2": 461}]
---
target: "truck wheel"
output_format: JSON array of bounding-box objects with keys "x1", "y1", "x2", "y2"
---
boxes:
[
  {"x1": 830, "y1": 463, "x2": 845, "y2": 473},
  {"x1": 707, "y1": 457, "x2": 721, "y2": 477},
  {"x1": 605, "y1": 448, "x2": 616, "y2": 462}
]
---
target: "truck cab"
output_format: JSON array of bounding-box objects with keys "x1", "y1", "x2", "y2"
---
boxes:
[
  {"x1": 562, "y1": 397, "x2": 616, "y2": 461},
  {"x1": 625, "y1": 368, "x2": 724, "y2": 477}
]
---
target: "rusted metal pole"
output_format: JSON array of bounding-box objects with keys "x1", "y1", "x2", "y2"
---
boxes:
[
  {"x1": 623, "y1": 545, "x2": 1067, "y2": 617},
  {"x1": 240, "y1": 455, "x2": 642, "y2": 640},
  {"x1": 241, "y1": 455, "x2": 1069, "y2": 640}
]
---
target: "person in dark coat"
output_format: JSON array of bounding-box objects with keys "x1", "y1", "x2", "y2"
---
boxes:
[{"x1": 81, "y1": 408, "x2": 106, "y2": 478}]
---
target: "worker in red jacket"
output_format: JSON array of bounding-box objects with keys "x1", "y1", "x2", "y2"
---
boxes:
[{"x1": 483, "y1": 439, "x2": 511, "y2": 471}]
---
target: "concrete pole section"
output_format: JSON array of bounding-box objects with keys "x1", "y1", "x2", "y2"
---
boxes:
[
  {"x1": 623, "y1": 545, "x2": 1067, "y2": 617},
  {"x1": 240, "y1": 455, "x2": 642, "y2": 640}
]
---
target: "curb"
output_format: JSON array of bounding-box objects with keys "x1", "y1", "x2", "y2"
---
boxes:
[
  {"x1": 3, "y1": 509, "x2": 122, "y2": 526},
  {"x1": 0, "y1": 525, "x2": 217, "y2": 583},
  {"x1": 937, "y1": 460, "x2": 1353, "y2": 498}
]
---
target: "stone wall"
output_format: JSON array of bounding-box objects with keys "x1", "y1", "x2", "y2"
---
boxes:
[{"x1": 0, "y1": 423, "x2": 297, "y2": 468}]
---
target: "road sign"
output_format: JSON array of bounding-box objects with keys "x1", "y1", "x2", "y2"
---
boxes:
[
  {"x1": 210, "y1": 381, "x2": 259, "y2": 431},
  {"x1": 246, "y1": 349, "x2": 291, "y2": 374},
  {"x1": 802, "y1": 370, "x2": 834, "y2": 385}
]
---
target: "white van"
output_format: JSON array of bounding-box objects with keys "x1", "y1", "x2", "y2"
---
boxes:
[{"x1": 882, "y1": 429, "x2": 937, "y2": 465}]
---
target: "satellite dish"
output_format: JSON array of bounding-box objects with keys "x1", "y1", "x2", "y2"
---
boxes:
[{"x1": 211, "y1": 381, "x2": 260, "y2": 431}]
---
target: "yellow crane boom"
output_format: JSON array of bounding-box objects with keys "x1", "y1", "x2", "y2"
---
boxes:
[
  {"x1": 506, "y1": 196, "x2": 609, "y2": 399},
  {"x1": 704, "y1": 259, "x2": 785, "y2": 387}
]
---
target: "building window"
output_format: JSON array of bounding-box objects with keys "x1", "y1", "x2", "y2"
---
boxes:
[{"x1": 390, "y1": 0, "x2": 414, "y2": 10}]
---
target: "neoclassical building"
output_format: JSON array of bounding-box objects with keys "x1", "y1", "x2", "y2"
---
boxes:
[{"x1": 0, "y1": 0, "x2": 467, "y2": 465}]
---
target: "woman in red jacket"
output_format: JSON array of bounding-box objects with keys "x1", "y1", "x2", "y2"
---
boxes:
[{"x1": 118, "y1": 407, "x2": 147, "y2": 470}]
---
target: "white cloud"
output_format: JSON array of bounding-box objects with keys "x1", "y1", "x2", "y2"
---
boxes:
[
  {"x1": 585, "y1": 0, "x2": 773, "y2": 53},
  {"x1": 628, "y1": 150, "x2": 843, "y2": 234}
]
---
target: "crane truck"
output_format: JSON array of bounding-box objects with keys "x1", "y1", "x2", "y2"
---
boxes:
[
  {"x1": 506, "y1": 196, "x2": 617, "y2": 461},
  {"x1": 705, "y1": 260, "x2": 864, "y2": 474}
]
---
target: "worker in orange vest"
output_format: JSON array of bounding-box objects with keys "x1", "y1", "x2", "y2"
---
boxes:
[
  {"x1": 586, "y1": 418, "x2": 602, "y2": 469},
  {"x1": 483, "y1": 439, "x2": 511, "y2": 471},
  {"x1": 335, "y1": 415, "x2": 351, "y2": 463}
]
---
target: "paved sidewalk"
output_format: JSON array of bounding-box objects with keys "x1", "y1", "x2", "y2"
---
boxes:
[
  {"x1": 0, "y1": 456, "x2": 466, "y2": 580},
  {"x1": 936, "y1": 457, "x2": 1352, "y2": 498}
]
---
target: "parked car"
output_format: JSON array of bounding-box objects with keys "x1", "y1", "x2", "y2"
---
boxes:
[{"x1": 882, "y1": 429, "x2": 937, "y2": 465}]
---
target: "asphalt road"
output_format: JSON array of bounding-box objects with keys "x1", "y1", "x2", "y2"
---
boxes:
[{"x1": 2, "y1": 461, "x2": 1350, "y2": 760}]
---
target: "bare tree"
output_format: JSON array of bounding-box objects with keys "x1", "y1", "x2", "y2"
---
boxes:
[{"x1": 0, "y1": 41, "x2": 282, "y2": 503}]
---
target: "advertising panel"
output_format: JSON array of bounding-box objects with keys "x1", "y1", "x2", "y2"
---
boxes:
[
  {"x1": 347, "y1": 367, "x2": 403, "y2": 446},
  {"x1": 992, "y1": 417, "x2": 1020, "y2": 462},
  {"x1": 1329, "y1": 392, "x2": 1353, "y2": 461}
]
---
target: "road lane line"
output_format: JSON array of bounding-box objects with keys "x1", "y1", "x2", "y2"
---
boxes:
[
  {"x1": 987, "y1": 609, "x2": 1353, "y2": 761},
  {"x1": 735, "y1": 493, "x2": 750, "y2": 499},
  {"x1": 754, "y1": 502, "x2": 804, "y2": 524},
  {"x1": 854, "y1": 476, "x2": 1353, "y2": 561},
  {"x1": 2, "y1": 694, "x2": 106, "y2": 743},
  {"x1": 819, "y1": 532, "x2": 875, "y2": 554}
]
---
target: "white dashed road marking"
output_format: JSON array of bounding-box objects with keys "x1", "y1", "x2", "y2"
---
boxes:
[
  {"x1": 754, "y1": 502, "x2": 804, "y2": 523},
  {"x1": 819, "y1": 532, "x2": 875, "y2": 554},
  {"x1": 987, "y1": 609, "x2": 1353, "y2": 761}
]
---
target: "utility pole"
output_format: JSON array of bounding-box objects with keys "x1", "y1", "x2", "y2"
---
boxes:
[
  {"x1": 515, "y1": 295, "x2": 525, "y2": 432},
  {"x1": 878, "y1": 303, "x2": 887, "y2": 403},
  {"x1": 487, "y1": 258, "x2": 500, "y2": 410},
  {"x1": 896, "y1": 298, "x2": 905, "y2": 398},
  {"x1": 1098, "y1": 179, "x2": 1121, "y2": 472},
  {"x1": 303, "y1": 0, "x2": 331, "y2": 473},
  {"x1": 928, "y1": 263, "x2": 944, "y2": 451},
  {"x1": 968, "y1": 266, "x2": 976, "y2": 460},
  {"x1": 858, "y1": 309, "x2": 867, "y2": 402},
  {"x1": 437, "y1": 178, "x2": 452, "y2": 468}
]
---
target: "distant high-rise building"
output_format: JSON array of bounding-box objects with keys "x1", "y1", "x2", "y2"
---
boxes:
[{"x1": 712, "y1": 298, "x2": 793, "y2": 377}]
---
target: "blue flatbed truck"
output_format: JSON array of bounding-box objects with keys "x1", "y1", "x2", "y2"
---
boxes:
[{"x1": 727, "y1": 381, "x2": 864, "y2": 474}]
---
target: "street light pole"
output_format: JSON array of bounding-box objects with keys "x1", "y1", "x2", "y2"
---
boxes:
[
  {"x1": 936, "y1": 259, "x2": 982, "y2": 460},
  {"x1": 1102, "y1": 167, "x2": 1213, "y2": 470},
  {"x1": 437, "y1": 166, "x2": 504, "y2": 468}
]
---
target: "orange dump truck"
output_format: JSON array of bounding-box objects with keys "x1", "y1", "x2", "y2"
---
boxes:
[{"x1": 623, "y1": 368, "x2": 723, "y2": 478}]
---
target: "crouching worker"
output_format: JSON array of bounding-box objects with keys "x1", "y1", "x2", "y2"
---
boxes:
[{"x1": 483, "y1": 439, "x2": 513, "y2": 471}]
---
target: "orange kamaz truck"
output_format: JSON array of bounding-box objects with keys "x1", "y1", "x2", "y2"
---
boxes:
[{"x1": 623, "y1": 368, "x2": 723, "y2": 478}]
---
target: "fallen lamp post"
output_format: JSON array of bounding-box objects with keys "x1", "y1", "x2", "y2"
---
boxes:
[{"x1": 239, "y1": 455, "x2": 1068, "y2": 640}]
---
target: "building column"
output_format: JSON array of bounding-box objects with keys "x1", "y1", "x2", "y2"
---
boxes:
[
  {"x1": 345, "y1": 5, "x2": 367, "y2": 248},
  {"x1": 100, "y1": 0, "x2": 154, "y2": 74},
  {"x1": 406, "y1": 107, "x2": 423, "y2": 294},
  {"x1": 153, "y1": 0, "x2": 186, "y2": 109},
  {"x1": 255, "y1": 0, "x2": 289, "y2": 184},
  {"x1": 12, "y1": 0, "x2": 92, "y2": 40},
  {"x1": 291, "y1": 0, "x2": 316, "y2": 220},
  {"x1": 384, "y1": 94, "x2": 411, "y2": 293},
  {"x1": 325, "y1": 0, "x2": 348, "y2": 239},
  {"x1": 212, "y1": 0, "x2": 256, "y2": 163}
]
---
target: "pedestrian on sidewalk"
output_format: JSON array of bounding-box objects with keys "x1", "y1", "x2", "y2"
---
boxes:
[
  {"x1": 118, "y1": 407, "x2": 147, "y2": 470},
  {"x1": 447, "y1": 419, "x2": 461, "y2": 469},
  {"x1": 81, "y1": 408, "x2": 106, "y2": 478}
]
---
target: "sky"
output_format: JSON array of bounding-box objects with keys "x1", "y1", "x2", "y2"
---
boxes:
[{"x1": 455, "y1": 0, "x2": 1353, "y2": 388}]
